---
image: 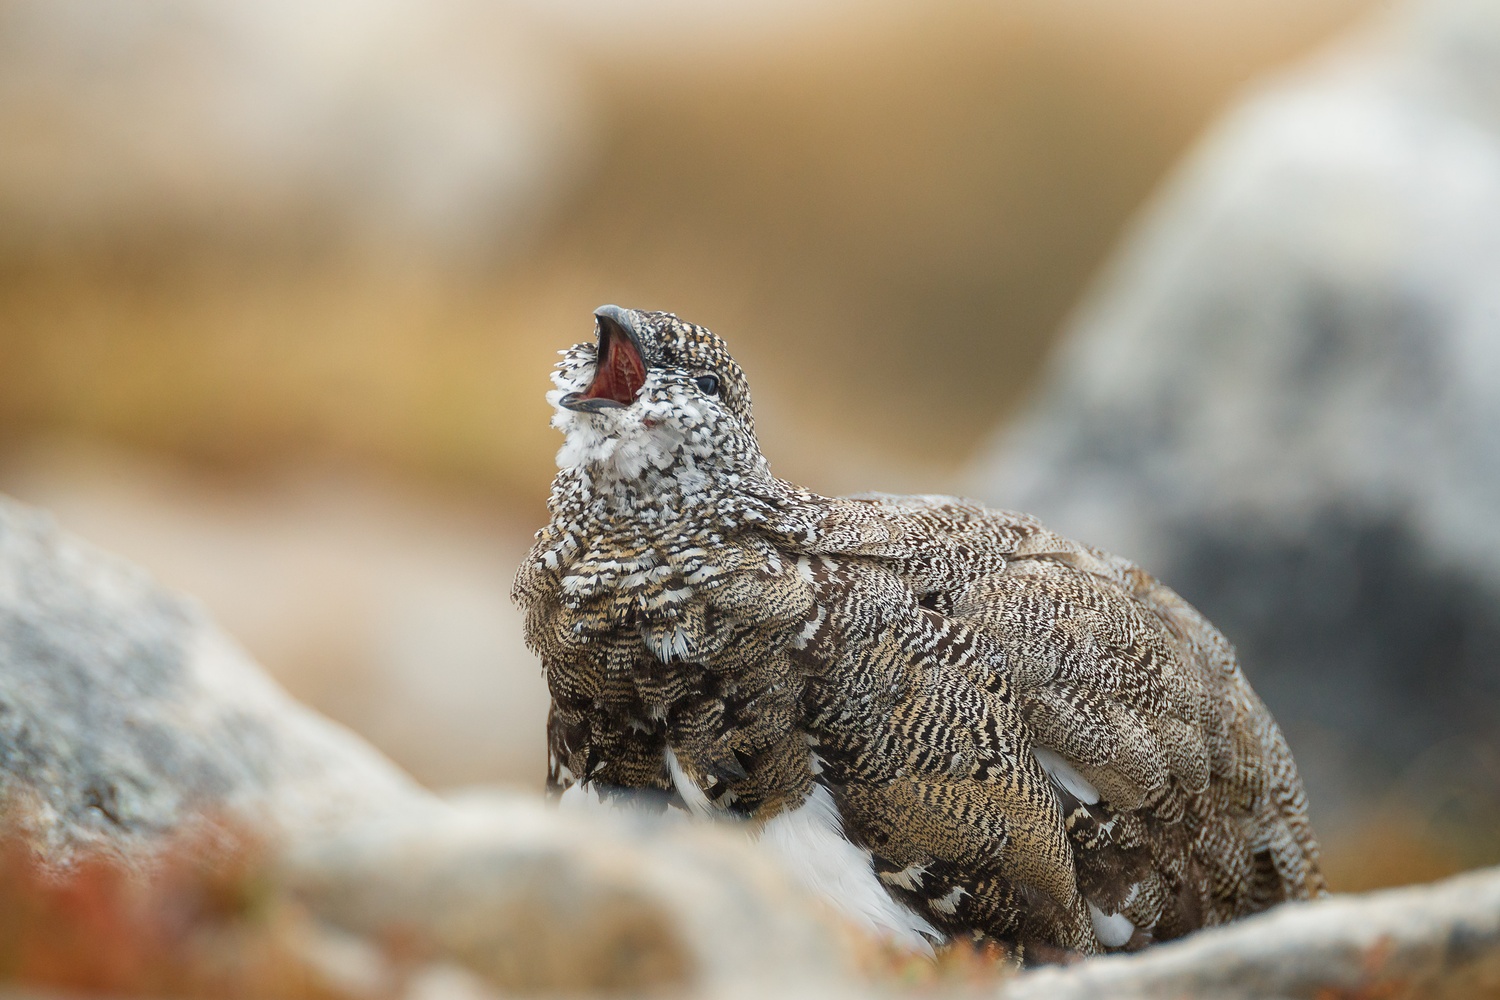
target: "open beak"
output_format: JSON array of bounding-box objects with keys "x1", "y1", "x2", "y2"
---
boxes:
[{"x1": 561, "y1": 306, "x2": 648, "y2": 412}]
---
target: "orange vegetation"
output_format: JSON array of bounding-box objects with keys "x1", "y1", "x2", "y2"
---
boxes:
[{"x1": 0, "y1": 831, "x2": 362, "y2": 1000}]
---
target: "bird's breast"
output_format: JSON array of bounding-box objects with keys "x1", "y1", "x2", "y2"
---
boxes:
[{"x1": 526, "y1": 534, "x2": 831, "y2": 818}]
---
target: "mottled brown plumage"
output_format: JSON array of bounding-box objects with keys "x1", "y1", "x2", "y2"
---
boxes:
[{"x1": 514, "y1": 305, "x2": 1325, "y2": 957}]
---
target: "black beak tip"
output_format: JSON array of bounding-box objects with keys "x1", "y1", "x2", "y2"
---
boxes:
[{"x1": 560, "y1": 392, "x2": 626, "y2": 413}]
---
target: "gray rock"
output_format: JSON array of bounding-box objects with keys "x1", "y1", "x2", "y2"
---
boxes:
[
  {"x1": 972, "y1": 0, "x2": 1500, "y2": 834},
  {"x1": 1002, "y1": 864, "x2": 1500, "y2": 1000},
  {"x1": 0, "y1": 493, "x2": 427, "y2": 860}
]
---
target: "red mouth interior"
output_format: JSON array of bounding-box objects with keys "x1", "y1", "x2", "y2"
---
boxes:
[{"x1": 579, "y1": 323, "x2": 647, "y2": 406}]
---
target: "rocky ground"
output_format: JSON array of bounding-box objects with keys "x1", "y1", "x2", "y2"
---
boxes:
[{"x1": 3, "y1": 480, "x2": 1498, "y2": 998}]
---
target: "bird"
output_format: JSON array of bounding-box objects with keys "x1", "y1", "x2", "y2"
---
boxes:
[{"x1": 513, "y1": 305, "x2": 1326, "y2": 959}]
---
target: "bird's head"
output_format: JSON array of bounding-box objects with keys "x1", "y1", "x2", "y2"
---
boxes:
[{"x1": 548, "y1": 306, "x2": 766, "y2": 487}]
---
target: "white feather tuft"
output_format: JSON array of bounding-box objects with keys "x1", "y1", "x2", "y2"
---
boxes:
[
  {"x1": 1088, "y1": 901, "x2": 1135, "y2": 948},
  {"x1": 1033, "y1": 746, "x2": 1102, "y2": 805},
  {"x1": 757, "y1": 785, "x2": 940, "y2": 952},
  {"x1": 665, "y1": 746, "x2": 714, "y2": 818}
]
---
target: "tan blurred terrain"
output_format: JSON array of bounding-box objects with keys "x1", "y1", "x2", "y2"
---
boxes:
[
  {"x1": 0, "y1": 0, "x2": 1374, "y2": 500},
  {"x1": 2, "y1": 0, "x2": 1409, "y2": 876}
]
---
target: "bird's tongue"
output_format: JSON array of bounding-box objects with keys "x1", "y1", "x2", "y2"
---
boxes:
[{"x1": 580, "y1": 324, "x2": 647, "y2": 406}]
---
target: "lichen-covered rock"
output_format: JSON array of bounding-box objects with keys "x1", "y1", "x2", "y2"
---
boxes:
[
  {"x1": 0, "y1": 494, "x2": 428, "y2": 861},
  {"x1": 971, "y1": 0, "x2": 1500, "y2": 834}
]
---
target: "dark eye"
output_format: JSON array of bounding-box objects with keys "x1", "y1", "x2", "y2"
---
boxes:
[{"x1": 694, "y1": 374, "x2": 720, "y2": 395}]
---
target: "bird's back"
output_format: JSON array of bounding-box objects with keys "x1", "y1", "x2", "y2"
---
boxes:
[{"x1": 806, "y1": 494, "x2": 1324, "y2": 951}]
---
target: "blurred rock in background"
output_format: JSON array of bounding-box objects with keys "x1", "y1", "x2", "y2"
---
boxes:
[
  {"x1": 973, "y1": 0, "x2": 1500, "y2": 889},
  {"x1": 0, "y1": 439, "x2": 546, "y2": 789},
  {"x1": 0, "y1": 0, "x2": 586, "y2": 261},
  {"x1": 0, "y1": 0, "x2": 1389, "y2": 822}
]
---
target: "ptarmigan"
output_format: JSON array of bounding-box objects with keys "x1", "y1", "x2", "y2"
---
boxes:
[{"x1": 514, "y1": 305, "x2": 1326, "y2": 959}]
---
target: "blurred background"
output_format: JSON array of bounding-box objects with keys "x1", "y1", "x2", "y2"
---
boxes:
[{"x1": 3, "y1": 0, "x2": 1496, "y2": 893}]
